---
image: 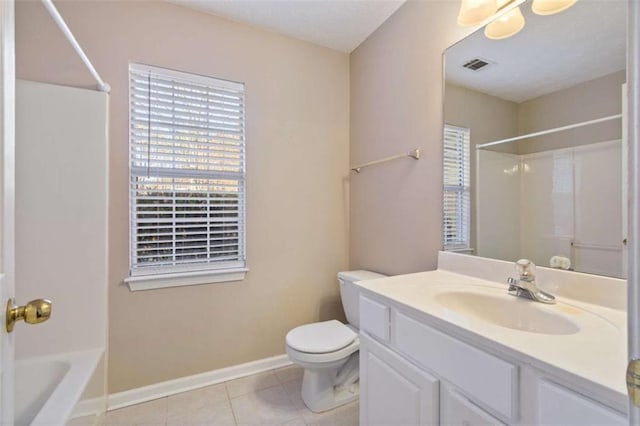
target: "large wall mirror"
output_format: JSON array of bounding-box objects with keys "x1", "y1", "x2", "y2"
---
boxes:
[{"x1": 442, "y1": 0, "x2": 627, "y2": 278}]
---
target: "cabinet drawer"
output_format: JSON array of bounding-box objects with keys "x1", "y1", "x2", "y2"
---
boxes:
[
  {"x1": 441, "y1": 384, "x2": 505, "y2": 426},
  {"x1": 360, "y1": 296, "x2": 390, "y2": 342},
  {"x1": 537, "y1": 380, "x2": 626, "y2": 425},
  {"x1": 395, "y1": 312, "x2": 517, "y2": 421}
]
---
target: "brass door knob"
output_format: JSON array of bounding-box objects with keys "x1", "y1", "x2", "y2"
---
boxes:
[{"x1": 6, "y1": 298, "x2": 52, "y2": 333}]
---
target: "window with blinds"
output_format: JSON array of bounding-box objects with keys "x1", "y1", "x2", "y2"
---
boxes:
[
  {"x1": 129, "y1": 63, "x2": 246, "y2": 278},
  {"x1": 443, "y1": 124, "x2": 470, "y2": 251}
]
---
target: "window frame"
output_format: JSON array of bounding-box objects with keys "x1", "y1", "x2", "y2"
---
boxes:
[
  {"x1": 125, "y1": 63, "x2": 248, "y2": 291},
  {"x1": 443, "y1": 124, "x2": 471, "y2": 252}
]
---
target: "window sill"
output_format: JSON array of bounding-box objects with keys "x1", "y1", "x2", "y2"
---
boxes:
[{"x1": 124, "y1": 268, "x2": 248, "y2": 291}]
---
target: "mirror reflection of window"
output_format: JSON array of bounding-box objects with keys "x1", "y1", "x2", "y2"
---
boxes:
[{"x1": 443, "y1": 124, "x2": 471, "y2": 252}]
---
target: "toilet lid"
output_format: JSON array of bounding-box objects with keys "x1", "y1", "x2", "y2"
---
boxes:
[{"x1": 286, "y1": 320, "x2": 357, "y2": 354}]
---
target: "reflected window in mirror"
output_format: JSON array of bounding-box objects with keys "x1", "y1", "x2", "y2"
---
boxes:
[{"x1": 443, "y1": 124, "x2": 471, "y2": 252}]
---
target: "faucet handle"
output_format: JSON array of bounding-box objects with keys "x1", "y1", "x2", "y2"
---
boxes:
[{"x1": 516, "y1": 259, "x2": 535, "y2": 279}]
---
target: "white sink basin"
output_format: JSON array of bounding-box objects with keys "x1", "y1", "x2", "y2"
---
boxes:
[{"x1": 434, "y1": 291, "x2": 581, "y2": 335}]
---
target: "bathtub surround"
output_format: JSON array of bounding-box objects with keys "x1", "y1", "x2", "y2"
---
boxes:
[
  {"x1": 349, "y1": 2, "x2": 472, "y2": 275},
  {"x1": 14, "y1": 80, "x2": 108, "y2": 357},
  {"x1": 478, "y1": 141, "x2": 624, "y2": 277},
  {"x1": 15, "y1": 349, "x2": 103, "y2": 425},
  {"x1": 16, "y1": 1, "x2": 349, "y2": 393},
  {"x1": 15, "y1": 80, "x2": 109, "y2": 417}
]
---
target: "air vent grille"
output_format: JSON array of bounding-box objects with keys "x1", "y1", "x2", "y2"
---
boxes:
[{"x1": 463, "y1": 58, "x2": 491, "y2": 71}]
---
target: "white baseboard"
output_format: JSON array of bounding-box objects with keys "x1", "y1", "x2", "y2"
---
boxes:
[{"x1": 71, "y1": 354, "x2": 292, "y2": 418}]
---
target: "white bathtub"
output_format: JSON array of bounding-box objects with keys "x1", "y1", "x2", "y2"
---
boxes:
[{"x1": 15, "y1": 349, "x2": 103, "y2": 426}]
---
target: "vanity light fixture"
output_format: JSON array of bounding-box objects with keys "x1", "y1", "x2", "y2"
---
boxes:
[
  {"x1": 457, "y1": 0, "x2": 577, "y2": 39},
  {"x1": 485, "y1": 6, "x2": 526, "y2": 40},
  {"x1": 531, "y1": 0, "x2": 577, "y2": 15}
]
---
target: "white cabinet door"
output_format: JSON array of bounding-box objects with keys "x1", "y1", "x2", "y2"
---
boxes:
[
  {"x1": 440, "y1": 383, "x2": 505, "y2": 426},
  {"x1": 537, "y1": 380, "x2": 626, "y2": 426},
  {"x1": 360, "y1": 333, "x2": 439, "y2": 426}
]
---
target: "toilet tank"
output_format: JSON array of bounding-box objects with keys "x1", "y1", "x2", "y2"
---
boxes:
[{"x1": 338, "y1": 270, "x2": 386, "y2": 330}]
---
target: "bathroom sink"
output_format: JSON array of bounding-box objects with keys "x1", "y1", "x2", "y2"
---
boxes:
[{"x1": 434, "y1": 291, "x2": 580, "y2": 335}]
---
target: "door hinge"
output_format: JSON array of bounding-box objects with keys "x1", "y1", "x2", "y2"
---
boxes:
[{"x1": 627, "y1": 359, "x2": 640, "y2": 406}]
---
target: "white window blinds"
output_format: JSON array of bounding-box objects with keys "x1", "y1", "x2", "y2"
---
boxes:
[
  {"x1": 129, "y1": 63, "x2": 246, "y2": 277},
  {"x1": 443, "y1": 124, "x2": 470, "y2": 251}
]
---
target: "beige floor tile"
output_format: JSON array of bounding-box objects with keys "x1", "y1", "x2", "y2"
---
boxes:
[
  {"x1": 105, "y1": 398, "x2": 167, "y2": 426},
  {"x1": 167, "y1": 383, "x2": 229, "y2": 415},
  {"x1": 280, "y1": 378, "x2": 306, "y2": 411},
  {"x1": 99, "y1": 369, "x2": 357, "y2": 426},
  {"x1": 231, "y1": 384, "x2": 305, "y2": 425},
  {"x1": 304, "y1": 401, "x2": 359, "y2": 426},
  {"x1": 226, "y1": 371, "x2": 280, "y2": 398},
  {"x1": 276, "y1": 418, "x2": 307, "y2": 426},
  {"x1": 67, "y1": 414, "x2": 106, "y2": 426},
  {"x1": 274, "y1": 365, "x2": 304, "y2": 384},
  {"x1": 167, "y1": 398, "x2": 235, "y2": 426}
]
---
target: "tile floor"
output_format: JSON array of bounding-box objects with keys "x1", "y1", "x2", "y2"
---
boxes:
[{"x1": 67, "y1": 366, "x2": 359, "y2": 426}]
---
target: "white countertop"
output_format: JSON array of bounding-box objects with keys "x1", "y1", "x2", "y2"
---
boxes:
[{"x1": 356, "y1": 269, "x2": 628, "y2": 409}]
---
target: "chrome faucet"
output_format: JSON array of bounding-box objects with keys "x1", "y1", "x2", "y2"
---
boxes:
[{"x1": 507, "y1": 259, "x2": 556, "y2": 304}]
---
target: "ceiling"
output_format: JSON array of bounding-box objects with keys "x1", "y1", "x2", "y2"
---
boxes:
[
  {"x1": 445, "y1": 0, "x2": 627, "y2": 103},
  {"x1": 169, "y1": 0, "x2": 406, "y2": 53}
]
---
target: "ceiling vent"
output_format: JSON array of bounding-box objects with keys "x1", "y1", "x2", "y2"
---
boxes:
[{"x1": 462, "y1": 58, "x2": 492, "y2": 71}]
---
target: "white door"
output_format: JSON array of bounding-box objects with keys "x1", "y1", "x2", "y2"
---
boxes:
[
  {"x1": 622, "y1": 83, "x2": 628, "y2": 279},
  {"x1": 0, "y1": 0, "x2": 15, "y2": 424},
  {"x1": 628, "y1": 1, "x2": 640, "y2": 424}
]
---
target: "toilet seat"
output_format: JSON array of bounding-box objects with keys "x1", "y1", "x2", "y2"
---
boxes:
[
  {"x1": 287, "y1": 338, "x2": 359, "y2": 364},
  {"x1": 286, "y1": 320, "x2": 357, "y2": 354}
]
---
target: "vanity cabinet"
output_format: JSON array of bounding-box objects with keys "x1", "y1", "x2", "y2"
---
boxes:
[
  {"x1": 359, "y1": 293, "x2": 627, "y2": 426},
  {"x1": 360, "y1": 333, "x2": 439, "y2": 425},
  {"x1": 440, "y1": 383, "x2": 505, "y2": 426},
  {"x1": 536, "y1": 379, "x2": 626, "y2": 426}
]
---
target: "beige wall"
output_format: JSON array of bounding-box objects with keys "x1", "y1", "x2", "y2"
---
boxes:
[
  {"x1": 16, "y1": 1, "x2": 350, "y2": 392},
  {"x1": 518, "y1": 70, "x2": 625, "y2": 154},
  {"x1": 350, "y1": 1, "x2": 471, "y2": 274},
  {"x1": 444, "y1": 83, "x2": 519, "y2": 148}
]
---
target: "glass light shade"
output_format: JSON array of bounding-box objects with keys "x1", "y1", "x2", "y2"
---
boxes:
[
  {"x1": 484, "y1": 6, "x2": 526, "y2": 40},
  {"x1": 531, "y1": 0, "x2": 577, "y2": 15},
  {"x1": 457, "y1": 0, "x2": 498, "y2": 27}
]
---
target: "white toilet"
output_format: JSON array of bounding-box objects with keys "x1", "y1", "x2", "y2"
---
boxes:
[{"x1": 285, "y1": 270, "x2": 385, "y2": 413}]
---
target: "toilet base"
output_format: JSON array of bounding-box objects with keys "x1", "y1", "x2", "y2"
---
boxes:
[
  {"x1": 300, "y1": 353, "x2": 360, "y2": 413},
  {"x1": 302, "y1": 378, "x2": 359, "y2": 413}
]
